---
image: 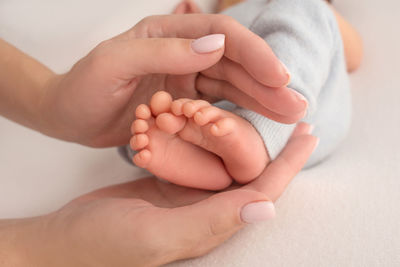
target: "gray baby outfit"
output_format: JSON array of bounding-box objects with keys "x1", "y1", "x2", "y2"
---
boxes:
[
  {"x1": 221, "y1": 0, "x2": 351, "y2": 167},
  {"x1": 121, "y1": 0, "x2": 351, "y2": 168}
]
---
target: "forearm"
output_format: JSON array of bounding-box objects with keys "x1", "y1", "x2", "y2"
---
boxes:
[
  {"x1": 0, "y1": 39, "x2": 55, "y2": 131},
  {"x1": 0, "y1": 218, "x2": 41, "y2": 266},
  {"x1": 0, "y1": 215, "x2": 60, "y2": 267}
]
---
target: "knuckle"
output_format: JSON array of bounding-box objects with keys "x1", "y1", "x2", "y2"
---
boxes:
[
  {"x1": 206, "y1": 217, "x2": 225, "y2": 237},
  {"x1": 216, "y1": 13, "x2": 235, "y2": 24},
  {"x1": 216, "y1": 14, "x2": 238, "y2": 28},
  {"x1": 136, "y1": 15, "x2": 165, "y2": 38},
  {"x1": 90, "y1": 40, "x2": 113, "y2": 66},
  {"x1": 132, "y1": 16, "x2": 152, "y2": 38},
  {"x1": 137, "y1": 15, "x2": 155, "y2": 28}
]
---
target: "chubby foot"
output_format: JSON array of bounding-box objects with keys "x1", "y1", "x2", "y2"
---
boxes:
[
  {"x1": 169, "y1": 95, "x2": 269, "y2": 183},
  {"x1": 130, "y1": 92, "x2": 232, "y2": 190},
  {"x1": 130, "y1": 91, "x2": 269, "y2": 190}
]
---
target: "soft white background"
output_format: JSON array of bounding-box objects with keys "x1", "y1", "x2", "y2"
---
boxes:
[{"x1": 1, "y1": 0, "x2": 399, "y2": 266}]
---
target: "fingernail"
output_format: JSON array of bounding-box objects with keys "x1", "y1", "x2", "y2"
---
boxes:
[
  {"x1": 241, "y1": 201, "x2": 276, "y2": 224},
  {"x1": 308, "y1": 125, "x2": 315, "y2": 134},
  {"x1": 290, "y1": 89, "x2": 308, "y2": 118},
  {"x1": 280, "y1": 60, "x2": 291, "y2": 86},
  {"x1": 291, "y1": 89, "x2": 307, "y2": 103},
  {"x1": 313, "y1": 137, "x2": 320, "y2": 153},
  {"x1": 191, "y1": 34, "x2": 225, "y2": 54}
]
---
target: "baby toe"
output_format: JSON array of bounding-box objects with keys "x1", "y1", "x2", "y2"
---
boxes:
[
  {"x1": 131, "y1": 119, "x2": 149, "y2": 134},
  {"x1": 156, "y1": 113, "x2": 186, "y2": 134},
  {"x1": 133, "y1": 149, "x2": 152, "y2": 168},
  {"x1": 136, "y1": 104, "x2": 151, "y2": 120},
  {"x1": 171, "y1": 98, "x2": 191, "y2": 116},
  {"x1": 150, "y1": 91, "x2": 173, "y2": 116},
  {"x1": 193, "y1": 106, "x2": 223, "y2": 126},
  {"x1": 182, "y1": 100, "x2": 211, "y2": 118},
  {"x1": 210, "y1": 117, "x2": 236, "y2": 137},
  {"x1": 130, "y1": 134, "x2": 149, "y2": 150}
]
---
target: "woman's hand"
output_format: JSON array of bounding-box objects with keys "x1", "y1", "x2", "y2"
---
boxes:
[
  {"x1": 1, "y1": 123, "x2": 317, "y2": 267},
  {"x1": 37, "y1": 14, "x2": 307, "y2": 147}
]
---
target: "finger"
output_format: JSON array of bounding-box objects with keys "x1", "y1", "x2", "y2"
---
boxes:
[
  {"x1": 95, "y1": 36, "x2": 225, "y2": 77},
  {"x1": 244, "y1": 133, "x2": 319, "y2": 202},
  {"x1": 201, "y1": 57, "x2": 307, "y2": 117},
  {"x1": 196, "y1": 75, "x2": 305, "y2": 124},
  {"x1": 291, "y1": 122, "x2": 313, "y2": 137},
  {"x1": 156, "y1": 189, "x2": 275, "y2": 261},
  {"x1": 76, "y1": 177, "x2": 214, "y2": 207},
  {"x1": 128, "y1": 14, "x2": 290, "y2": 87}
]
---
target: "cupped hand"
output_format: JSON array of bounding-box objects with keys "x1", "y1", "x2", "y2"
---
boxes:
[
  {"x1": 14, "y1": 123, "x2": 316, "y2": 267},
  {"x1": 39, "y1": 14, "x2": 307, "y2": 147}
]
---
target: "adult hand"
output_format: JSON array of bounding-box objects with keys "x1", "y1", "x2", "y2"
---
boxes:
[
  {"x1": 1, "y1": 123, "x2": 317, "y2": 267},
  {"x1": 39, "y1": 14, "x2": 307, "y2": 147}
]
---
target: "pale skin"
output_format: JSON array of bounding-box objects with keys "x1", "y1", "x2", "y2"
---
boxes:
[
  {"x1": 1, "y1": 125, "x2": 316, "y2": 266},
  {"x1": 176, "y1": 0, "x2": 363, "y2": 72},
  {"x1": 0, "y1": 14, "x2": 307, "y2": 148},
  {"x1": 131, "y1": 91, "x2": 269, "y2": 190},
  {"x1": 0, "y1": 10, "x2": 317, "y2": 267},
  {"x1": 130, "y1": 0, "x2": 364, "y2": 190}
]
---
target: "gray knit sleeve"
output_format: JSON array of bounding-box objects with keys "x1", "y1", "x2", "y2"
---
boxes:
[{"x1": 227, "y1": 0, "x2": 341, "y2": 159}]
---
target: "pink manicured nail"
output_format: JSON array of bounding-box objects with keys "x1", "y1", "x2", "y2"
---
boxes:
[
  {"x1": 313, "y1": 137, "x2": 320, "y2": 153},
  {"x1": 290, "y1": 89, "x2": 308, "y2": 118},
  {"x1": 191, "y1": 34, "x2": 225, "y2": 54},
  {"x1": 291, "y1": 89, "x2": 307, "y2": 103},
  {"x1": 241, "y1": 201, "x2": 276, "y2": 224},
  {"x1": 280, "y1": 60, "x2": 291, "y2": 85},
  {"x1": 308, "y1": 125, "x2": 315, "y2": 134}
]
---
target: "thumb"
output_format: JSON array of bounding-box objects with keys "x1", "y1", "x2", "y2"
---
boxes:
[
  {"x1": 158, "y1": 189, "x2": 276, "y2": 260},
  {"x1": 96, "y1": 34, "x2": 225, "y2": 77}
]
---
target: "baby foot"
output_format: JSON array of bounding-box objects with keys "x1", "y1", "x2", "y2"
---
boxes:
[
  {"x1": 169, "y1": 97, "x2": 269, "y2": 184},
  {"x1": 130, "y1": 91, "x2": 232, "y2": 190},
  {"x1": 131, "y1": 91, "x2": 269, "y2": 189}
]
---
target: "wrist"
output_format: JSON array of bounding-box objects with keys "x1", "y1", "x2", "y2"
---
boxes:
[
  {"x1": 0, "y1": 39, "x2": 57, "y2": 134},
  {"x1": 37, "y1": 73, "x2": 65, "y2": 138}
]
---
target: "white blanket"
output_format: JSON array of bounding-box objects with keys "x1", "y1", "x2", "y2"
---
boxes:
[{"x1": 0, "y1": 0, "x2": 399, "y2": 266}]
